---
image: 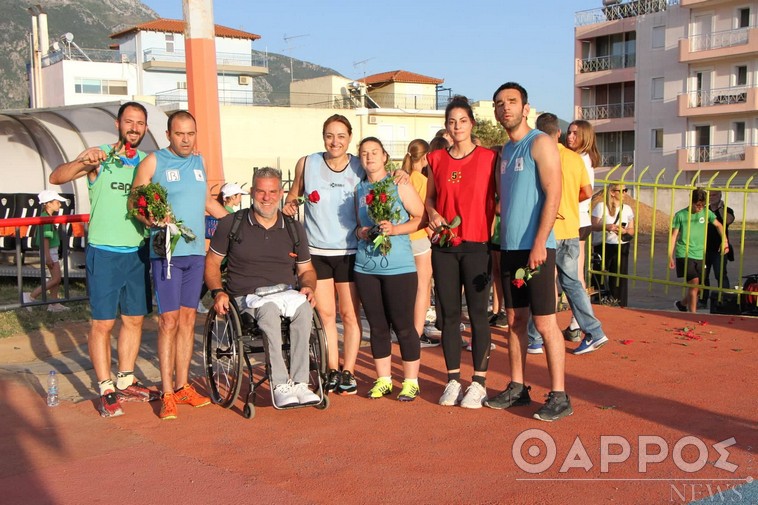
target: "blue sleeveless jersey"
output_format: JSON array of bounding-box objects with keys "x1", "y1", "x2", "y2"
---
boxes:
[
  {"x1": 500, "y1": 129, "x2": 556, "y2": 251},
  {"x1": 302, "y1": 152, "x2": 363, "y2": 254},
  {"x1": 150, "y1": 149, "x2": 207, "y2": 258},
  {"x1": 354, "y1": 176, "x2": 415, "y2": 276}
]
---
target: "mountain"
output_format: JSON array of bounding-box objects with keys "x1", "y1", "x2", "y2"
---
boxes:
[{"x1": 0, "y1": 0, "x2": 340, "y2": 110}]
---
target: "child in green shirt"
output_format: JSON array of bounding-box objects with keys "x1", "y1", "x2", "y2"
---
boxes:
[
  {"x1": 669, "y1": 188, "x2": 729, "y2": 313},
  {"x1": 24, "y1": 190, "x2": 69, "y2": 312}
]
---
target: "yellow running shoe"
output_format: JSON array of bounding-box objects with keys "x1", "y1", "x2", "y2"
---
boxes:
[
  {"x1": 367, "y1": 377, "x2": 392, "y2": 399},
  {"x1": 397, "y1": 380, "x2": 420, "y2": 402}
]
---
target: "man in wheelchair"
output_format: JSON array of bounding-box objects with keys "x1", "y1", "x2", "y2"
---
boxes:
[{"x1": 204, "y1": 167, "x2": 320, "y2": 408}]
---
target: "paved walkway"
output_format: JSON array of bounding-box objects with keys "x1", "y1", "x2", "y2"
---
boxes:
[{"x1": 0, "y1": 306, "x2": 755, "y2": 504}]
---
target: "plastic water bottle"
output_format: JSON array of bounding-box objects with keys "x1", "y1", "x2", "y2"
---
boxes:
[{"x1": 47, "y1": 370, "x2": 59, "y2": 407}]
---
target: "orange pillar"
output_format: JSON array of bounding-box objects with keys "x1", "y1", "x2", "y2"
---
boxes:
[{"x1": 183, "y1": 0, "x2": 224, "y2": 192}]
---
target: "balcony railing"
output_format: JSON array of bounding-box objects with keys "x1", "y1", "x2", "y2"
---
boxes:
[
  {"x1": 685, "y1": 144, "x2": 747, "y2": 163},
  {"x1": 42, "y1": 48, "x2": 136, "y2": 66},
  {"x1": 142, "y1": 48, "x2": 268, "y2": 68},
  {"x1": 155, "y1": 88, "x2": 379, "y2": 109},
  {"x1": 689, "y1": 27, "x2": 749, "y2": 53},
  {"x1": 683, "y1": 85, "x2": 748, "y2": 108},
  {"x1": 575, "y1": 0, "x2": 678, "y2": 27},
  {"x1": 581, "y1": 102, "x2": 636, "y2": 120},
  {"x1": 579, "y1": 53, "x2": 636, "y2": 73},
  {"x1": 369, "y1": 93, "x2": 438, "y2": 110},
  {"x1": 600, "y1": 150, "x2": 635, "y2": 166}
]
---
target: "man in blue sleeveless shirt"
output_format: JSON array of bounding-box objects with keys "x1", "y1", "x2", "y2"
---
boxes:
[
  {"x1": 132, "y1": 110, "x2": 228, "y2": 420},
  {"x1": 484, "y1": 83, "x2": 573, "y2": 422}
]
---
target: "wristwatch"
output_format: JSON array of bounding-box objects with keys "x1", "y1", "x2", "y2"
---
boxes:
[{"x1": 210, "y1": 288, "x2": 226, "y2": 298}]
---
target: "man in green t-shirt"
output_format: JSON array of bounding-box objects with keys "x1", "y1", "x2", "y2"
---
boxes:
[
  {"x1": 49, "y1": 102, "x2": 158, "y2": 418},
  {"x1": 669, "y1": 188, "x2": 729, "y2": 313}
]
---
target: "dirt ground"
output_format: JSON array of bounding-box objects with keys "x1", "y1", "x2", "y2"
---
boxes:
[{"x1": 0, "y1": 305, "x2": 755, "y2": 505}]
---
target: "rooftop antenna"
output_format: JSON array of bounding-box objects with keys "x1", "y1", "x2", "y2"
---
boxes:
[
  {"x1": 282, "y1": 33, "x2": 310, "y2": 82},
  {"x1": 353, "y1": 57, "x2": 376, "y2": 80}
]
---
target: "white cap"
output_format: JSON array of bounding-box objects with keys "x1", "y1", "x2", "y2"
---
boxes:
[
  {"x1": 221, "y1": 183, "x2": 245, "y2": 198},
  {"x1": 38, "y1": 190, "x2": 68, "y2": 204}
]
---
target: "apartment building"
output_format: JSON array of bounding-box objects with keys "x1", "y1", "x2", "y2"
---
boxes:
[{"x1": 574, "y1": 0, "x2": 758, "y2": 183}]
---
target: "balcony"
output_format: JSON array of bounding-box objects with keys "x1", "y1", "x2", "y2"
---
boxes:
[
  {"x1": 680, "y1": 27, "x2": 758, "y2": 63},
  {"x1": 678, "y1": 85, "x2": 757, "y2": 116},
  {"x1": 600, "y1": 150, "x2": 635, "y2": 167},
  {"x1": 580, "y1": 102, "x2": 635, "y2": 120},
  {"x1": 677, "y1": 143, "x2": 758, "y2": 171},
  {"x1": 42, "y1": 48, "x2": 136, "y2": 66},
  {"x1": 575, "y1": 0, "x2": 677, "y2": 27},
  {"x1": 368, "y1": 93, "x2": 438, "y2": 110},
  {"x1": 579, "y1": 54, "x2": 636, "y2": 73},
  {"x1": 142, "y1": 48, "x2": 268, "y2": 76}
]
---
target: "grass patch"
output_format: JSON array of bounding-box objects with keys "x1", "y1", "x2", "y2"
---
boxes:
[{"x1": 0, "y1": 278, "x2": 91, "y2": 339}]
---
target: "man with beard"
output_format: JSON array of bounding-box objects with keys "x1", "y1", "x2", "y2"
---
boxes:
[
  {"x1": 485, "y1": 83, "x2": 573, "y2": 422},
  {"x1": 205, "y1": 167, "x2": 320, "y2": 408},
  {"x1": 50, "y1": 102, "x2": 158, "y2": 418},
  {"x1": 131, "y1": 110, "x2": 228, "y2": 420}
]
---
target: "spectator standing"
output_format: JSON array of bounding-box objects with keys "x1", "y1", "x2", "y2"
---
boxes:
[
  {"x1": 702, "y1": 190, "x2": 735, "y2": 307},
  {"x1": 591, "y1": 184, "x2": 634, "y2": 307}
]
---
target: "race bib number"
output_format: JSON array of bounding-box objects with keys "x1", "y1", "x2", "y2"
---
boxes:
[
  {"x1": 166, "y1": 170, "x2": 180, "y2": 182},
  {"x1": 194, "y1": 169, "x2": 205, "y2": 182},
  {"x1": 515, "y1": 158, "x2": 524, "y2": 172}
]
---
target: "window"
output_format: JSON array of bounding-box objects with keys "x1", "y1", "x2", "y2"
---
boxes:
[
  {"x1": 652, "y1": 129, "x2": 663, "y2": 149},
  {"x1": 736, "y1": 65, "x2": 748, "y2": 86},
  {"x1": 74, "y1": 78, "x2": 128, "y2": 95},
  {"x1": 733, "y1": 121, "x2": 746, "y2": 143},
  {"x1": 165, "y1": 33, "x2": 175, "y2": 53},
  {"x1": 738, "y1": 8, "x2": 750, "y2": 29},
  {"x1": 652, "y1": 77, "x2": 664, "y2": 100},
  {"x1": 652, "y1": 26, "x2": 665, "y2": 48}
]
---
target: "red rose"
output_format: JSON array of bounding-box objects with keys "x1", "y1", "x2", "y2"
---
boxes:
[
  {"x1": 451, "y1": 237, "x2": 463, "y2": 246},
  {"x1": 308, "y1": 191, "x2": 320, "y2": 203},
  {"x1": 153, "y1": 193, "x2": 161, "y2": 202},
  {"x1": 138, "y1": 208, "x2": 146, "y2": 216},
  {"x1": 512, "y1": 279, "x2": 526, "y2": 288},
  {"x1": 379, "y1": 193, "x2": 387, "y2": 203},
  {"x1": 366, "y1": 192, "x2": 374, "y2": 205},
  {"x1": 125, "y1": 142, "x2": 136, "y2": 158},
  {"x1": 137, "y1": 196, "x2": 147, "y2": 207}
]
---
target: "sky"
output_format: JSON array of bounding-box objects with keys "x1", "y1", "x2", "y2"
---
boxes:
[{"x1": 143, "y1": 0, "x2": 604, "y2": 120}]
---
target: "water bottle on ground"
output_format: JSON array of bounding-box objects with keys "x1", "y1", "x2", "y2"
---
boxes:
[{"x1": 47, "y1": 370, "x2": 59, "y2": 407}]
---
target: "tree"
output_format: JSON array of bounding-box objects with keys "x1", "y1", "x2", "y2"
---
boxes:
[{"x1": 473, "y1": 116, "x2": 509, "y2": 149}]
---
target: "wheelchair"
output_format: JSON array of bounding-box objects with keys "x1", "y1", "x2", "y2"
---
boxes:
[{"x1": 202, "y1": 296, "x2": 330, "y2": 419}]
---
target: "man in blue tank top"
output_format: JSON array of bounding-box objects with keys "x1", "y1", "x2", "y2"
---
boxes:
[
  {"x1": 132, "y1": 110, "x2": 228, "y2": 420},
  {"x1": 485, "y1": 82, "x2": 573, "y2": 422}
]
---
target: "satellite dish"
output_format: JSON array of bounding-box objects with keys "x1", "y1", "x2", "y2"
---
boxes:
[
  {"x1": 51, "y1": 41, "x2": 60, "y2": 51},
  {"x1": 61, "y1": 32, "x2": 74, "y2": 43}
]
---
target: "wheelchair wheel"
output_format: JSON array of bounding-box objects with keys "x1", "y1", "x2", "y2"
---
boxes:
[
  {"x1": 309, "y1": 309, "x2": 329, "y2": 386},
  {"x1": 243, "y1": 402, "x2": 255, "y2": 419},
  {"x1": 203, "y1": 306, "x2": 244, "y2": 408}
]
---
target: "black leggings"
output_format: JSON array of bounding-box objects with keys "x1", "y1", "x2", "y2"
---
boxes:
[
  {"x1": 597, "y1": 243, "x2": 629, "y2": 307},
  {"x1": 354, "y1": 272, "x2": 420, "y2": 362},
  {"x1": 431, "y1": 247, "x2": 491, "y2": 373}
]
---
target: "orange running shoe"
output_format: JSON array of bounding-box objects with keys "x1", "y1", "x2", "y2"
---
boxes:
[
  {"x1": 174, "y1": 384, "x2": 211, "y2": 407},
  {"x1": 160, "y1": 393, "x2": 177, "y2": 420}
]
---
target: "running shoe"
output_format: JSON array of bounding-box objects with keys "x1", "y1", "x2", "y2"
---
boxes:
[
  {"x1": 460, "y1": 382, "x2": 487, "y2": 409},
  {"x1": 438, "y1": 379, "x2": 463, "y2": 406},
  {"x1": 292, "y1": 382, "x2": 320, "y2": 405},
  {"x1": 174, "y1": 384, "x2": 211, "y2": 407},
  {"x1": 159, "y1": 393, "x2": 177, "y2": 420},
  {"x1": 533, "y1": 391, "x2": 573, "y2": 422},
  {"x1": 336, "y1": 370, "x2": 358, "y2": 395},
  {"x1": 397, "y1": 380, "x2": 420, "y2": 402},
  {"x1": 98, "y1": 391, "x2": 124, "y2": 418},
  {"x1": 116, "y1": 381, "x2": 160, "y2": 402},
  {"x1": 367, "y1": 377, "x2": 393, "y2": 399}
]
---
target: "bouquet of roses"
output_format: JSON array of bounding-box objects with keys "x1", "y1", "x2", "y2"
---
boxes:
[
  {"x1": 84, "y1": 139, "x2": 138, "y2": 169},
  {"x1": 512, "y1": 265, "x2": 540, "y2": 288},
  {"x1": 129, "y1": 183, "x2": 196, "y2": 256},
  {"x1": 365, "y1": 178, "x2": 401, "y2": 256},
  {"x1": 430, "y1": 215, "x2": 462, "y2": 247},
  {"x1": 293, "y1": 190, "x2": 320, "y2": 205}
]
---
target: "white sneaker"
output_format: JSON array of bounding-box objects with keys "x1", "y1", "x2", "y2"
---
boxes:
[
  {"x1": 460, "y1": 382, "x2": 487, "y2": 409},
  {"x1": 425, "y1": 307, "x2": 437, "y2": 325},
  {"x1": 272, "y1": 381, "x2": 299, "y2": 408},
  {"x1": 438, "y1": 379, "x2": 463, "y2": 406},
  {"x1": 47, "y1": 303, "x2": 70, "y2": 313},
  {"x1": 197, "y1": 301, "x2": 209, "y2": 314},
  {"x1": 22, "y1": 292, "x2": 32, "y2": 312},
  {"x1": 292, "y1": 382, "x2": 320, "y2": 405},
  {"x1": 424, "y1": 324, "x2": 441, "y2": 338}
]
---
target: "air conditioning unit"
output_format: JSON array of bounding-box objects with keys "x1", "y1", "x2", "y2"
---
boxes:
[
  {"x1": 177, "y1": 81, "x2": 187, "y2": 89},
  {"x1": 368, "y1": 116, "x2": 378, "y2": 125},
  {"x1": 239, "y1": 75, "x2": 252, "y2": 85}
]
